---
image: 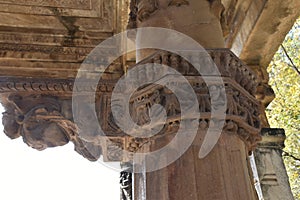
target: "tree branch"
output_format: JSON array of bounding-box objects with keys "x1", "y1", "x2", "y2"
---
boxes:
[
  {"x1": 282, "y1": 150, "x2": 300, "y2": 162},
  {"x1": 270, "y1": 60, "x2": 286, "y2": 108},
  {"x1": 280, "y1": 44, "x2": 300, "y2": 76}
]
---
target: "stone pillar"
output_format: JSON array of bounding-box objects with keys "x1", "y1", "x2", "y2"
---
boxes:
[
  {"x1": 127, "y1": 1, "x2": 261, "y2": 199},
  {"x1": 254, "y1": 128, "x2": 294, "y2": 200},
  {"x1": 134, "y1": 133, "x2": 259, "y2": 200}
]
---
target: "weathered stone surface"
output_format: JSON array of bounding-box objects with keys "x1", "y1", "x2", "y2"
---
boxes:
[{"x1": 0, "y1": 0, "x2": 297, "y2": 82}]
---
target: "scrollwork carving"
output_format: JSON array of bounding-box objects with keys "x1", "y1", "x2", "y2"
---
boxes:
[
  {"x1": 208, "y1": 0, "x2": 224, "y2": 19},
  {"x1": 2, "y1": 94, "x2": 67, "y2": 150},
  {"x1": 1, "y1": 94, "x2": 101, "y2": 161}
]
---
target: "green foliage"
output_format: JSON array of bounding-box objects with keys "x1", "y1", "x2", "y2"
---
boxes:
[{"x1": 267, "y1": 18, "x2": 300, "y2": 199}]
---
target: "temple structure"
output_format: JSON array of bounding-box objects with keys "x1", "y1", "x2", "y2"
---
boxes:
[{"x1": 0, "y1": 0, "x2": 299, "y2": 199}]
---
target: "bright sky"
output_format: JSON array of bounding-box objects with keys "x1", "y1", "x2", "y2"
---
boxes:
[{"x1": 0, "y1": 105, "x2": 120, "y2": 200}]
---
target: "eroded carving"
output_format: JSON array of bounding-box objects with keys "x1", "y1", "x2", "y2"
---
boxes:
[
  {"x1": 2, "y1": 94, "x2": 67, "y2": 150},
  {"x1": 1, "y1": 94, "x2": 101, "y2": 161},
  {"x1": 128, "y1": 0, "x2": 227, "y2": 39},
  {"x1": 136, "y1": 0, "x2": 158, "y2": 22}
]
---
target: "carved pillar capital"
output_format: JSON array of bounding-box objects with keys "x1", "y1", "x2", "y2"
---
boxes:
[{"x1": 103, "y1": 49, "x2": 261, "y2": 161}]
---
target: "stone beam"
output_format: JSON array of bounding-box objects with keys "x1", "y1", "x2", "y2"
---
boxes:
[{"x1": 229, "y1": 0, "x2": 300, "y2": 68}]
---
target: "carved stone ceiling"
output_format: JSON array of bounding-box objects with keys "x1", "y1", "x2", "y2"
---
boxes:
[{"x1": 0, "y1": 0, "x2": 130, "y2": 78}]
